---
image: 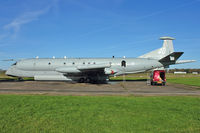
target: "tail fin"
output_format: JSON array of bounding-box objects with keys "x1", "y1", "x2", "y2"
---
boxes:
[{"x1": 139, "y1": 37, "x2": 175, "y2": 59}]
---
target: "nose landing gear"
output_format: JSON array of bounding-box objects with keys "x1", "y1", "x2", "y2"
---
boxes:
[{"x1": 17, "y1": 77, "x2": 23, "y2": 81}]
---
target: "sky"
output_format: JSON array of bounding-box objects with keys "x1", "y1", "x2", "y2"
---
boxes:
[{"x1": 0, "y1": 0, "x2": 200, "y2": 69}]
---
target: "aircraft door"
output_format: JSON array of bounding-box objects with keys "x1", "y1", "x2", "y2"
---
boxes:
[{"x1": 121, "y1": 60, "x2": 126, "y2": 67}]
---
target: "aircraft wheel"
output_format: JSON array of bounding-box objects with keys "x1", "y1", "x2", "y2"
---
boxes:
[
  {"x1": 18, "y1": 77, "x2": 23, "y2": 81},
  {"x1": 79, "y1": 78, "x2": 85, "y2": 83},
  {"x1": 85, "y1": 78, "x2": 91, "y2": 83}
]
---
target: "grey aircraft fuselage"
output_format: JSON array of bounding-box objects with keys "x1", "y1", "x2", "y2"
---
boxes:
[
  {"x1": 6, "y1": 58, "x2": 163, "y2": 82},
  {"x1": 6, "y1": 37, "x2": 195, "y2": 83}
]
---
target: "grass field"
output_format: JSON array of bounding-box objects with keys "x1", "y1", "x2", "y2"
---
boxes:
[
  {"x1": 167, "y1": 76, "x2": 200, "y2": 87},
  {"x1": 0, "y1": 71, "x2": 15, "y2": 80},
  {"x1": 0, "y1": 71, "x2": 33, "y2": 81},
  {"x1": 0, "y1": 95, "x2": 200, "y2": 133},
  {"x1": 110, "y1": 73, "x2": 200, "y2": 87}
]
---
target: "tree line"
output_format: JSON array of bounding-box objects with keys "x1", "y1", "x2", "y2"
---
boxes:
[{"x1": 168, "y1": 69, "x2": 200, "y2": 73}]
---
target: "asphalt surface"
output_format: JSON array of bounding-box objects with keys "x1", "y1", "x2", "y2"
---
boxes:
[{"x1": 0, "y1": 80, "x2": 200, "y2": 96}]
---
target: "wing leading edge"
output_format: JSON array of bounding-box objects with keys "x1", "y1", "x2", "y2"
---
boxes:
[{"x1": 55, "y1": 63, "x2": 111, "y2": 73}]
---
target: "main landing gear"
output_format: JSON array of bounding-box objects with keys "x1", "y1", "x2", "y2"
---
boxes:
[
  {"x1": 17, "y1": 77, "x2": 23, "y2": 81},
  {"x1": 78, "y1": 78, "x2": 92, "y2": 83},
  {"x1": 78, "y1": 77, "x2": 107, "y2": 84}
]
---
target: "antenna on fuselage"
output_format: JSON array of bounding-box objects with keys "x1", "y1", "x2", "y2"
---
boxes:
[
  {"x1": 36, "y1": 56, "x2": 39, "y2": 59},
  {"x1": 53, "y1": 56, "x2": 55, "y2": 59},
  {"x1": 64, "y1": 56, "x2": 67, "y2": 59}
]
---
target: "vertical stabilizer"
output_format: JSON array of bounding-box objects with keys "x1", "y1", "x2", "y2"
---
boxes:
[{"x1": 139, "y1": 37, "x2": 175, "y2": 59}]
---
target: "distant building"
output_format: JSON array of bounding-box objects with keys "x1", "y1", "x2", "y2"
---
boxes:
[
  {"x1": 174, "y1": 71, "x2": 187, "y2": 74},
  {"x1": 192, "y1": 72, "x2": 198, "y2": 74}
]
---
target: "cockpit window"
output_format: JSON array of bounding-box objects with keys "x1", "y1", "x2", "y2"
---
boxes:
[{"x1": 12, "y1": 62, "x2": 17, "y2": 66}]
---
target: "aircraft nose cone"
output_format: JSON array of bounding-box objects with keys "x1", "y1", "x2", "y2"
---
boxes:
[
  {"x1": 5, "y1": 69, "x2": 12, "y2": 76},
  {"x1": 5, "y1": 67, "x2": 16, "y2": 77}
]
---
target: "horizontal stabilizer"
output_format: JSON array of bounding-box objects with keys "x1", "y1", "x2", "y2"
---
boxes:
[
  {"x1": 159, "y1": 52, "x2": 184, "y2": 63},
  {"x1": 176, "y1": 60, "x2": 196, "y2": 64}
]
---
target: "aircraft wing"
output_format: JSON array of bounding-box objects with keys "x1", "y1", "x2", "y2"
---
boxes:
[
  {"x1": 55, "y1": 63, "x2": 111, "y2": 73},
  {"x1": 77, "y1": 63, "x2": 111, "y2": 71}
]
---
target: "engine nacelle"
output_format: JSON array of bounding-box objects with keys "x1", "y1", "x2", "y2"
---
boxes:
[{"x1": 104, "y1": 68, "x2": 116, "y2": 75}]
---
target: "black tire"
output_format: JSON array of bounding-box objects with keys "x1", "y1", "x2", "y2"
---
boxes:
[
  {"x1": 151, "y1": 82, "x2": 155, "y2": 86},
  {"x1": 79, "y1": 78, "x2": 85, "y2": 83},
  {"x1": 85, "y1": 78, "x2": 91, "y2": 83},
  {"x1": 18, "y1": 77, "x2": 23, "y2": 81}
]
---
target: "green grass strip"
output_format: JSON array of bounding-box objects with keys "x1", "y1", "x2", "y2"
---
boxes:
[
  {"x1": 0, "y1": 95, "x2": 200, "y2": 133},
  {"x1": 167, "y1": 77, "x2": 200, "y2": 87}
]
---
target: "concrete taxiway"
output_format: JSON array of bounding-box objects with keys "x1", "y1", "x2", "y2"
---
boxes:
[{"x1": 0, "y1": 81, "x2": 200, "y2": 96}]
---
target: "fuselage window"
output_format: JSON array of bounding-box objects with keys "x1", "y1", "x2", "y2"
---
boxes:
[
  {"x1": 83, "y1": 62, "x2": 85, "y2": 65},
  {"x1": 121, "y1": 60, "x2": 126, "y2": 67},
  {"x1": 64, "y1": 62, "x2": 66, "y2": 65},
  {"x1": 72, "y1": 62, "x2": 75, "y2": 65},
  {"x1": 48, "y1": 62, "x2": 51, "y2": 65},
  {"x1": 88, "y1": 62, "x2": 90, "y2": 64},
  {"x1": 93, "y1": 62, "x2": 96, "y2": 64}
]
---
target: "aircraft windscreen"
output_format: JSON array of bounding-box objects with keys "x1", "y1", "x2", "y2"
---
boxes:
[{"x1": 12, "y1": 62, "x2": 17, "y2": 66}]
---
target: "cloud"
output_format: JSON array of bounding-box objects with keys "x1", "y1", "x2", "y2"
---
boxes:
[
  {"x1": 0, "y1": 0, "x2": 59, "y2": 40},
  {"x1": 4, "y1": 7, "x2": 50, "y2": 34}
]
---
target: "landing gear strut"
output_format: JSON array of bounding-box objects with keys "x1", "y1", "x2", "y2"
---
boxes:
[
  {"x1": 78, "y1": 77, "x2": 106, "y2": 84},
  {"x1": 78, "y1": 78, "x2": 92, "y2": 83},
  {"x1": 79, "y1": 78, "x2": 85, "y2": 83},
  {"x1": 17, "y1": 77, "x2": 23, "y2": 81}
]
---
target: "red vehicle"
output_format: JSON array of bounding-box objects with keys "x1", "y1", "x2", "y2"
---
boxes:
[{"x1": 150, "y1": 70, "x2": 166, "y2": 86}]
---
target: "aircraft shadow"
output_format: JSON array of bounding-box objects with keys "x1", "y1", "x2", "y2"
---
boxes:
[
  {"x1": 109, "y1": 79, "x2": 147, "y2": 82},
  {"x1": 0, "y1": 78, "x2": 34, "y2": 82},
  {"x1": 0, "y1": 78, "x2": 148, "y2": 84}
]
